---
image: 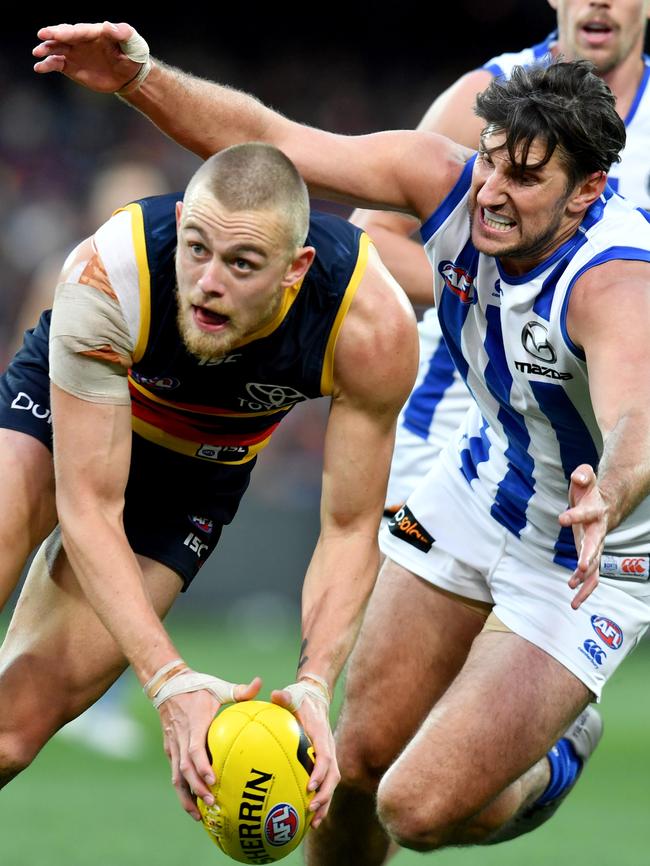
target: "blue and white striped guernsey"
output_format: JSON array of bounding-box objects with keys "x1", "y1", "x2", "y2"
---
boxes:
[
  {"x1": 387, "y1": 33, "x2": 650, "y2": 510},
  {"x1": 420, "y1": 159, "x2": 650, "y2": 569}
]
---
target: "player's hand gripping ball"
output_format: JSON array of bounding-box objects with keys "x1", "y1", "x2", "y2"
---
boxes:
[{"x1": 197, "y1": 701, "x2": 316, "y2": 863}]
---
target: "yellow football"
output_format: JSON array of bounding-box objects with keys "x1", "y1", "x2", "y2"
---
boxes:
[{"x1": 197, "y1": 700, "x2": 315, "y2": 863}]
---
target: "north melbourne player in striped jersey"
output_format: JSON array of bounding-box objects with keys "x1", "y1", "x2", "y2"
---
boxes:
[{"x1": 353, "y1": 0, "x2": 650, "y2": 517}]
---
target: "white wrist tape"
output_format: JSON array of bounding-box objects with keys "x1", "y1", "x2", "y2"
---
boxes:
[
  {"x1": 283, "y1": 680, "x2": 330, "y2": 712},
  {"x1": 152, "y1": 670, "x2": 237, "y2": 710},
  {"x1": 115, "y1": 28, "x2": 152, "y2": 95}
]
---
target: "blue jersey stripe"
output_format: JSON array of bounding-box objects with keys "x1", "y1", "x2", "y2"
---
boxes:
[
  {"x1": 459, "y1": 417, "x2": 491, "y2": 484},
  {"x1": 403, "y1": 336, "x2": 457, "y2": 440},
  {"x1": 420, "y1": 156, "x2": 476, "y2": 244},
  {"x1": 530, "y1": 381, "x2": 600, "y2": 569},
  {"x1": 560, "y1": 245, "x2": 650, "y2": 360},
  {"x1": 483, "y1": 305, "x2": 535, "y2": 535},
  {"x1": 625, "y1": 58, "x2": 650, "y2": 125}
]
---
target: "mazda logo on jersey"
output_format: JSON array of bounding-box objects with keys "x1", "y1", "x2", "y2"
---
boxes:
[{"x1": 521, "y1": 321, "x2": 557, "y2": 363}]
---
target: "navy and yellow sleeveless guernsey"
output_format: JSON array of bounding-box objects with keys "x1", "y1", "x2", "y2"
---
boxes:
[{"x1": 122, "y1": 193, "x2": 369, "y2": 464}]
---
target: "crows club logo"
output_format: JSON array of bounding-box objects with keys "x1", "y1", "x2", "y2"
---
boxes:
[
  {"x1": 521, "y1": 321, "x2": 557, "y2": 363},
  {"x1": 438, "y1": 261, "x2": 476, "y2": 304},
  {"x1": 264, "y1": 804, "x2": 300, "y2": 846}
]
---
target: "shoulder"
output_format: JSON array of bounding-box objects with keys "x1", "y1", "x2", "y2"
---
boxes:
[{"x1": 332, "y1": 242, "x2": 419, "y2": 412}]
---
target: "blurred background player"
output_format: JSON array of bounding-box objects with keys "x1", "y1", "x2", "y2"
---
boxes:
[{"x1": 353, "y1": 0, "x2": 650, "y2": 520}]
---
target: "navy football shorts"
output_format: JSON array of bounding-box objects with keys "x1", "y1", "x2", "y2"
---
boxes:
[{"x1": 0, "y1": 311, "x2": 253, "y2": 590}]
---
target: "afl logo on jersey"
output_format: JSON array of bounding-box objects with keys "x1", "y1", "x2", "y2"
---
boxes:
[
  {"x1": 132, "y1": 372, "x2": 180, "y2": 390},
  {"x1": 521, "y1": 321, "x2": 556, "y2": 363},
  {"x1": 438, "y1": 261, "x2": 476, "y2": 304}
]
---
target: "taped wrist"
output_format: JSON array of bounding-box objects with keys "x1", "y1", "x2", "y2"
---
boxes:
[
  {"x1": 115, "y1": 28, "x2": 152, "y2": 95},
  {"x1": 283, "y1": 674, "x2": 331, "y2": 712},
  {"x1": 149, "y1": 668, "x2": 237, "y2": 711}
]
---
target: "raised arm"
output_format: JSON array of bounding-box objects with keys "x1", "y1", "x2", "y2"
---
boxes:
[
  {"x1": 269, "y1": 245, "x2": 417, "y2": 825},
  {"x1": 351, "y1": 69, "x2": 492, "y2": 306},
  {"x1": 560, "y1": 259, "x2": 650, "y2": 607},
  {"x1": 33, "y1": 22, "x2": 469, "y2": 220}
]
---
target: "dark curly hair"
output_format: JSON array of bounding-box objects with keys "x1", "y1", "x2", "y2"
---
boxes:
[{"x1": 475, "y1": 60, "x2": 625, "y2": 188}]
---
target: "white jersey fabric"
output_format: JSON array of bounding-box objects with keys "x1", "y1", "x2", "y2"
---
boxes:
[
  {"x1": 380, "y1": 166, "x2": 650, "y2": 695},
  {"x1": 421, "y1": 163, "x2": 650, "y2": 564},
  {"x1": 387, "y1": 34, "x2": 650, "y2": 509}
]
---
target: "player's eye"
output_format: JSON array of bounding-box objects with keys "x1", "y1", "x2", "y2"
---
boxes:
[{"x1": 189, "y1": 241, "x2": 206, "y2": 255}]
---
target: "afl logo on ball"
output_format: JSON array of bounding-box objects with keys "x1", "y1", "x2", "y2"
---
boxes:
[{"x1": 264, "y1": 804, "x2": 299, "y2": 846}]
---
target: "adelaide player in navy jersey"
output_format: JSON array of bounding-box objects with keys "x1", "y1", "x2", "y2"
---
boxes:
[{"x1": 0, "y1": 142, "x2": 417, "y2": 825}]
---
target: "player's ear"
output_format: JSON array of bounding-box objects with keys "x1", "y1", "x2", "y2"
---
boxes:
[
  {"x1": 281, "y1": 246, "x2": 316, "y2": 287},
  {"x1": 175, "y1": 200, "x2": 184, "y2": 229},
  {"x1": 565, "y1": 171, "x2": 606, "y2": 216}
]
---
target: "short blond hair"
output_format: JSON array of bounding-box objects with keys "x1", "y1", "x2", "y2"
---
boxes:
[{"x1": 185, "y1": 143, "x2": 310, "y2": 250}]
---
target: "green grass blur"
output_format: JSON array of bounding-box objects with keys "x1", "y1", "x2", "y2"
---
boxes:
[{"x1": 1, "y1": 614, "x2": 648, "y2": 866}]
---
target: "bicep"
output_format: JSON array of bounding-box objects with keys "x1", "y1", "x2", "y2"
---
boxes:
[
  {"x1": 569, "y1": 263, "x2": 650, "y2": 434},
  {"x1": 272, "y1": 122, "x2": 466, "y2": 218},
  {"x1": 51, "y1": 384, "x2": 132, "y2": 515}
]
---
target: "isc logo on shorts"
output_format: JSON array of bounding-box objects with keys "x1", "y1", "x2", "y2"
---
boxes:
[{"x1": 388, "y1": 505, "x2": 434, "y2": 553}]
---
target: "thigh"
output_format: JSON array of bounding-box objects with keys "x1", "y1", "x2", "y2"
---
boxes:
[
  {"x1": 0, "y1": 430, "x2": 56, "y2": 609},
  {"x1": 0, "y1": 529, "x2": 183, "y2": 746},
  {"x1": 379, "y1": 628, "x2": 590, "y2": 824},
  {"x1": 336, "y1": 555, "x2": 489, "y2": 773}
]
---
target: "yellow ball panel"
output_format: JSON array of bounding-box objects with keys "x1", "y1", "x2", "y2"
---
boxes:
[{"x1": 198, "y1": 701, "x2": 315, "y2": 864}]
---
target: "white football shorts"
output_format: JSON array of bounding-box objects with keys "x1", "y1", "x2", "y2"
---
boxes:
[{"x1": 379, "y1": 458, "x2": 650, "y2": 699}]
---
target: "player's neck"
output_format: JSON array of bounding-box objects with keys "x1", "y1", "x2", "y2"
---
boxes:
[{"x1": 599, "y1": 54, "x2": 647, "y2": 121}]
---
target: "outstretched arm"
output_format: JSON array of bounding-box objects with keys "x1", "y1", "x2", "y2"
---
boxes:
[
  {"x1": 271, "y1": 245, "x2": 418, "y2": 825},
  {"x1": 561, "y1": 258, "x2": 650, "y2": 608},
  {"x1": 33, "y1": 22, "x2": 469, "y2": 219},
  {"x1": 351, "y1": 69, "x2": 491, "y2": 306}
]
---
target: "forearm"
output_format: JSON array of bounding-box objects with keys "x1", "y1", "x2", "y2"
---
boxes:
[
  {"x1": 597, "y1": 412, "x2": 650, "y2": 529},
  {"x1": 124, "y1": 59, "x2": 278, "y2": 160},
  {"x1": 350, "y1": 211, "x2": 434, "y2": 306},
  {"x1": 58, "y1": 507, "x2": 181, "y2": 683},
  {"x1": 298, "y1": 529, "x2": 379, "y2": 692}
]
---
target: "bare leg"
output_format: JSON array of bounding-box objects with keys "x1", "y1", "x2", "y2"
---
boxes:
[
  {"x1": 0, "y1": 530, "x2": 182, "y2": 784},
  {"x1": 306, "y1": 558, "x2": 488, "y2": 866},
  {"x1": 376, "y1": 628, "x2": 589, "y2": 851},
  {"x1": 0, "y1": 430, "x2": 56, "y2": 610}
]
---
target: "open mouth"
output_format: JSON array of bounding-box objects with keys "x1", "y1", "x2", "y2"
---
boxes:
[
  {"x1": 481, "y1": 207, "x2": 516, "y2": 232},
  {"x1": 581, "y1": 19, "x2": 615, "y2": 45},
  {"x1": 192, "y1": 305, "x2": 230, "y2": 329}
]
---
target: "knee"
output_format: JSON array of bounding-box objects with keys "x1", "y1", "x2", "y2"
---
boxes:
[
  {"x1": 334, "y1": 711, "x2": 398, "y2": 794},
  {"x1": 0, "y1": 729, "x2": 41, "y2": 785},
  {"x1": 376, "y1": 767, "x2": 460, "y2": 851}
]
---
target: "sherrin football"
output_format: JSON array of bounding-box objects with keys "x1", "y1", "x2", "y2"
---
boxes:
[{"x1": 197, "y1": 700, "x2": 316, "y2": 864}]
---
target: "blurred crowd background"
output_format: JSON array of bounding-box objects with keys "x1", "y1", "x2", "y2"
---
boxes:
[{"x1": 2, "y1": 2, "x2": 573, "y2": 617}]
